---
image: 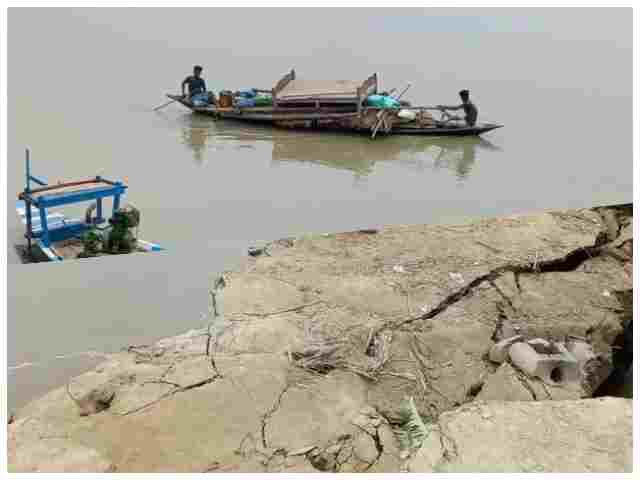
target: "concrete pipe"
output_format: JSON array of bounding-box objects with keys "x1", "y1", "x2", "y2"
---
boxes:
[{"x1": 508, "y1": 341, "x2": 580, "y2": 385}]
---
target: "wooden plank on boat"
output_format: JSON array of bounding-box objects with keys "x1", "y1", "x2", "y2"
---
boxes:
[
  {"x1": 219, "y1": 111, "x2": 360, "y2": 121},
  {"x1": 278, "y1": 79, "x2": 362, "y2": 100},
  {"x1": 273, "y1": 69, "x2": 296, "y2": 95},
  {"x1": 229, "y1": 106, "x2": 275, "y2": 113},
  {"x1": 357, "y1": 72, "x2": 378, "y2": 111},
  {"x1": 272, "y1": 69, "x2": 296, "y2": 109}
]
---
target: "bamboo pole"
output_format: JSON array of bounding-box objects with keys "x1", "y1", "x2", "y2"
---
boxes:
[
  {"x1": 152, "y1": 98, "x2": 178, "y2": 111},
  {"x1": 370, "y1": 83, "x2": 412, "y2": 139}
]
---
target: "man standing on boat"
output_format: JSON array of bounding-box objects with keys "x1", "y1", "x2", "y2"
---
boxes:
[
  {"x1": 181, "y1": 65, "x2": 209, "y2": 106},
  {"x1": 437, "y1": 89, "x2": 478, "y2": 127}
]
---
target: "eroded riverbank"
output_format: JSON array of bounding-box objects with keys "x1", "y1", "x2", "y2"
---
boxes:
[{"x1": 8, "y1": 204, "x2": 633, "y2": 472}]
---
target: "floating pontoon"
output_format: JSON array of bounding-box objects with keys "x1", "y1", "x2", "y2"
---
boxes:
[{"x1": 16, "y1": 149, "x2": 162, "y2": 263}]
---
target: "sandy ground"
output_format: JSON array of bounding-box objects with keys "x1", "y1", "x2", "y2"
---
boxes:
[{"x1": 8, "y1": 204, "x2": 633, "y2": 472}]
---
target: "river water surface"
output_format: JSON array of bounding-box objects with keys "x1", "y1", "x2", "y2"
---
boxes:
[{"x1": 6, "y1": 8, "x2": 632, "y2": 411}]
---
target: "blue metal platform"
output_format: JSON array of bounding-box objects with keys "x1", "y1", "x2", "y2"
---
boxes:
[{"x1": 18, "y1": 149, "x2": 127, "y2": 248}]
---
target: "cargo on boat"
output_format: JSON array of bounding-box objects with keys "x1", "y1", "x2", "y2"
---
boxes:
[
  {"x1": 15, "y1": 149, "x2": 162, "y2": 263},
  {"x1": 166, "y1": 69, "x2": 502, "y2": 138}
]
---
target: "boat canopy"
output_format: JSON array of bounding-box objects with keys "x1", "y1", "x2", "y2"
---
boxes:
[
  {"x1": 278, "y1": 79, "x2": 366, "y2": 101},
  {"x1": 272, "y1": 69, "x2": 378, "y2": 107}
]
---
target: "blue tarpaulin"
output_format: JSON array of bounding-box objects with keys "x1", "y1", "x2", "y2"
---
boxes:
[
  {"x1": 237, "y1": 88, "x2": 257, "y2": 99},
  {"x1": 234, "y1": 97, "x2": 256, "y2": 108},
  {"x1": 366, "y1": 94, "x2": 401, "y2": 109}
]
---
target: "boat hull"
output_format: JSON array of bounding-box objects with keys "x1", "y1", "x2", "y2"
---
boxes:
[
  {"x1": 167, "y1": 95, "x2": 502, "y2": 137},
  {"x1": 390, "y1": 124, "x2": 502, "y2": 136}
]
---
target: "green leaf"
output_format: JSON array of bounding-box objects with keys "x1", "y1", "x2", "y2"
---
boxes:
[{"x1": 397, "y1": 396, "x2": 429, "y2": 451}]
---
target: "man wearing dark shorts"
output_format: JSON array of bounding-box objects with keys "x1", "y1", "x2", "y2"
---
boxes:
[
  {"x1": 438, "y1": 89, "x2": 478, "y2": 127},
  {"x1": 181, "y1": 65, "x2": 208, "y2": 105}
]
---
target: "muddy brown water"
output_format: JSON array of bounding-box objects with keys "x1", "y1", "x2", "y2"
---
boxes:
[{"x1": 6, "y1": 8, "x2": 632, "y2": 412}]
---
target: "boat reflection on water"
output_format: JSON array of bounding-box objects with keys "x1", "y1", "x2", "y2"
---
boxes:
[
  {"x1": 179, "y1": 114, "x2": 501, "y2": 180},
  {"x1": 182, "y1": 123, "x2": 209, "y2": 164},
  {"x1": 180, "y1": 115, "x2": 274, "y2": 164},
  {"x1": 270, "y1": 130, "x2": 501, "y2": 181},
  {"x1": 179, "y1": 114, "x2": 215, "y2": 164},
  {"x1": 430, "y1": 136, "x2": 501, "y2": 180}
]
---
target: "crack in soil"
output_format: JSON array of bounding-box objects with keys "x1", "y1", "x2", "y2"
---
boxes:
[
  {"x1": 115, "y1": 316, "x2": 225, "y2": 417},
  {"x1": 436, "y1": 424, "x2": 459, "y2": 465},
  {"x1": 116, "y1": 374, "x2": 221, "y2": 416},
  {"x1": 410, "y1": 338, "x2": 454, "y2": 405},
  {"x1": 260, "y1": 385, "x2": 291, "y2": 449},
  {"x1": 514, "y1": 272, "x2": 523, "y2": 292},
  {"x1": 511, "y1": 365, "x2": 538, "y2": 400},
  {"x1": 334, "y1": 436, "x2": 354, "y2": 471},
  {"x1": 465, "y1": 379, "x2": 486, "y2": 401},
  {"x1": 379, "y1": 234, "x2": 609, "y2": 334},
  {"x1": 368, "y1": 426, "x2": 385, "y2": 469},
  {"x1": 489, "y1": 279, "x2": 517, "y2": 311},
  {"x1": 491, "y1": 303, "x2": 508, "y2": 342},
  {"x1": 240, "y1": 300, "x2": 326, "y2": 318},
  {"x1": 594, "y1": 208, "x2": 622, "y2": 242}
]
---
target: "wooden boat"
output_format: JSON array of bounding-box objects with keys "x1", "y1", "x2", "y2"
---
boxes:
[
  {"x1": 166, "y1": 69, "x2": 502, "y2": 137},
  {"x1": 167, "y1": 94, "x2": 501, "y2": 137},
  {"x1": 15, "y1": 150, "x2": 162, "y2": 263}
]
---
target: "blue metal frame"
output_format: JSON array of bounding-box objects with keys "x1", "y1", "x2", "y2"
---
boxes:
[
  {"x1": 34, "y1": 184, "x2": 126, "y2": 209},
  {"x1": 20, "y1": 149, "x2": 128, "y2": 248}
]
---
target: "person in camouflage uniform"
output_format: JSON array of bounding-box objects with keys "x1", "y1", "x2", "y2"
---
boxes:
[
  {"x1": 78, "y1": 229, "x2": 103, "y2": 258},
  {"x1": 106, "y1": 206, "x2": 140, "y2": 254}
]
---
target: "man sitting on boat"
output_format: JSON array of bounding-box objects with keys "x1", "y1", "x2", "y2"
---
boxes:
[
  {"x1": 437, "y1": 89, "x2": 478, "y2": 127},
  {"x1": 181, "y1": 65, "x2": 210, "y2": 107}
]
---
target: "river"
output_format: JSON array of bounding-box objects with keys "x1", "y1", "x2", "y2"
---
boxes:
[{"x1": 6, "y1": 7, "x2": 632, "y2": 411}]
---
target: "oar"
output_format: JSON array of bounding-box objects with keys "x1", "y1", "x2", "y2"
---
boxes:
[
  {"x1": 370, "y1": 113, "x2": 386, "y2": 139},
  {"x1": 153, "y1": 98, "x2": 179, "y2": 111},
  {"x1": 392, "y1": 83, "x2": 412, "y2": 101},
  {"x1": 371, "y1": 108, "x2": 392, "y2": 139},
  {"x1": 370, "y1": 89, "x2": 397, "y2": 139}
]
